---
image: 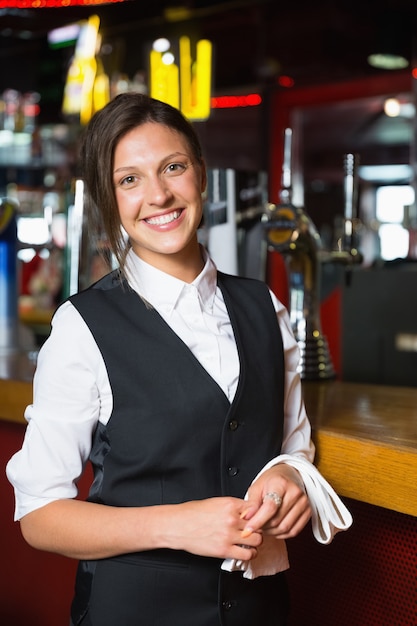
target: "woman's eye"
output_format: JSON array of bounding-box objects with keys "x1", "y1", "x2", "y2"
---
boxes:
[
  {"x1": 165, "y1": 162, "x2": 187, "y2": 175},
  {"x1": 119, "y1": 175, "x2": 138, "y2": 186}
]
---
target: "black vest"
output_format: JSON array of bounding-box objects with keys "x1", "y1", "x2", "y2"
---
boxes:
[
  {"x1": 70, "y1": 270, "x2": 285, "y2": 508},
  {"x1": 69, "y1": 269, "x2": 286, "y2": 625}
]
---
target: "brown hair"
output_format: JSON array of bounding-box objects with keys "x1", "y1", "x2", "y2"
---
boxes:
[{"x1": 80, "y1": 93, "x2": 204, "y2": 273}]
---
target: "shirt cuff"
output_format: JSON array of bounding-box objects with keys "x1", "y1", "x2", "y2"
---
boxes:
[
  {"x1": 255, "y1": 454, "x2": 353, "y2": 544},
  {"x1": 221, "y1": 454, "x2": 353, "y2": 580}
]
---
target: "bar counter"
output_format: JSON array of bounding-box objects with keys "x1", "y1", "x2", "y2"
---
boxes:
[
  {"x1": 0, "y1": 353, "x2": 35, "y2": 423},
  {"x1": 1, "y1": 354, "x2": 416, "y2": 517},
  {"x1": 302, "y1": 381, "x2": 417, "y2": 517}
]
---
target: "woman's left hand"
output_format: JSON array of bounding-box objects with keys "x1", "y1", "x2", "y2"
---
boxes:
[{"x1": 240, "y1": 464, "x2": 311, "y2": 540}]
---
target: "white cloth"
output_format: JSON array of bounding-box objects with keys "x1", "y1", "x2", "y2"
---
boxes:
[
  {"x1": 7, "y1": 248, "x2": 316, "y2": 522},
  {"x1": 221, "y1": 455, "x2": 353, "y2": 579}
]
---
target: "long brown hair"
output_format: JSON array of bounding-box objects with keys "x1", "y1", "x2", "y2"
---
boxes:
[{"x1": 80, "y1": 93, "x2": 204, "y2": 273}]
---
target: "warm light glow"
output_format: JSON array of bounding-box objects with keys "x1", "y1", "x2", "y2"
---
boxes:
[
  {"x1": 384, "y1": 97, "x2": 401, "y2": 117},
  {"x1": 211, "y1": 94, "x2": 262, "y2": 108},
  {"x1": 181, "y1": 37, "x2": 212, "y2": 120},
  {"x1": 164, "y1": 6, "x2": 192, "y2": 22},
  {"x1": 150, "y1": 48, "x2": 180, "y2": 110},
  {"x1": 277, "y1": 75, "x2": 295, "y2": 88},
  {"x1": 0, "y1": 0, "x2": 125, "y2": 6},
  {"x1": 62, "y1": 15, "x2": 110, "y2": 124},
  {"x1": 162, "y1": 52, "x2": 175, "y2": 66},
  {"x1": 383, "y1": 97, "x2": 415, "y2": 119},
  {"x1": 153, "y1": 38, "x2": 171, "y2": 53},
  {"x1": 150, "y1": 36, "x2": 212, "y2": 121}
]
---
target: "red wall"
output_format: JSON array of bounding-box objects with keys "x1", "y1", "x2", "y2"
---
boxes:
[
  {"x1": 1, "y1": 420, "x2": 81, "y2": 625},
  {"x1": 287, "y1": 497, "x2": 417, "y2": 626}
]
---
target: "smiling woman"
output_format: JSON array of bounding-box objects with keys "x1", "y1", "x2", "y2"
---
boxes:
[
  {"x1": 81, "y1": 93, "x2": 205, "y2": 274},
  {"x1": 6, "y1": 92, "x2": 351, "y2": 626},
  {"x1": 112, "y1": 122, "x2": 206, "y2": 277}
]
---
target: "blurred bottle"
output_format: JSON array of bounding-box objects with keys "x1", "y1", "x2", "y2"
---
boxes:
[
  {"x1": 3, "y1": 89, "x2": 20, "y2": 132},
  {"x1": 0, "y1": 198, "x2": 19, "y2": 351}
]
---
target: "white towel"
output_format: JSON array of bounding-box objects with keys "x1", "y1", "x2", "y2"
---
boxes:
[{"x1": 221, "y1": 455, "x2": 353, "y2": 579}]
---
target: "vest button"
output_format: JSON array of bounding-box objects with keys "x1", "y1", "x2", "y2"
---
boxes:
[
  {"x1": 222, "y1": 600, "x2": 236, "y2": 611},
  {"x1": 229, "y1": 419, "x2": 239, "y2": 431},
  {"x1": 228, "y1": 466, "x2": 239, "y2": 476}
]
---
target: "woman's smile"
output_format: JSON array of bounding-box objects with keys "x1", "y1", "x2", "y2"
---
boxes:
[{"x1": 144, "y1": 209, "x2": 183, "y2": 227}]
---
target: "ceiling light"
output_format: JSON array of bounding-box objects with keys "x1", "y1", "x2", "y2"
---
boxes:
[
  {"x1": 0, "y1": 0, "x2": 126, "y2": 5},
  {"x1": 161, "y1": 52, "x2": 175, "y2": 65},
  {"x1": 384, "y1": 97, "x2": 401, "y2": 117},
  {"x1": 367, "y1": 10, "x2": 411, "y2": 70},
  {"x1": 367, "y1": 53, "x2": 409, "y2": 70},
  {"x1": 359, "y1": 164, "x2": 412, "y2": 183},
  {"x1": 153, "y1": 38, "x2": 171, "y2": 53},
  {"x1": 384, "y1": 97, "x2": 415, "y2": 118}
]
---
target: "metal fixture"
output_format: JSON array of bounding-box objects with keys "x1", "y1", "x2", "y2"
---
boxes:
[{"x1": 263, "y1": 130, "x2": 362, "y2": 380}]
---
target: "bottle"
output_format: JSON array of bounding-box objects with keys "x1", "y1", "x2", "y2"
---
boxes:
[{"x1": 0, "y1": 198, "x2": 19, "y2": 351}]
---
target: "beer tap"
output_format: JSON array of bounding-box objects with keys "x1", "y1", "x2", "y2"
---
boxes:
[{"x1": 262, "y1": 128, "x2": 335, "y2": 380}]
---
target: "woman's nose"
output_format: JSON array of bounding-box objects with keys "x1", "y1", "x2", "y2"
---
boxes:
[{"x1": 145, "y1": 175, "x2": 173, "y2": 205}]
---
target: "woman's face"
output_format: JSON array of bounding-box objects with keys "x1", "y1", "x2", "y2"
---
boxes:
[{"x1": 113, "y1": 122, "x2": 206, "y2": 275}]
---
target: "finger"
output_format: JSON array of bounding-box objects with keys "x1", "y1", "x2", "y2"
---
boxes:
[
  {"x1": 230, "y1": 544, "x2": 258, "y2": 562},
  {"x1": 275, "y1": 507, "x2": 312, "y2": 539},
  {"x1": 241, "y1": 493, "x2": 284, "y2": 535},
  {"x1": 264, "y1": 499, "x2": 312, "y2": 538}
]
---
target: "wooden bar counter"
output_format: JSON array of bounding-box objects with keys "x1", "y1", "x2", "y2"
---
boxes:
[
  {"x1": 1, "y1": 354, "x2": 416, "y2": 517},
  {"x1": 0, "y1": 353, "x2": 35, "y2": 423},
  {"x1": 302, "y1": 380, "x2": 417, "y2": 517}
]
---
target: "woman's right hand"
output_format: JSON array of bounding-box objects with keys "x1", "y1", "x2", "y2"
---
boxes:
[
  {"x1": 19, "y1": 496, "x2": 262, "y2": 562},
  {"x1": 161, "y1": 497, "x2": 263, "y2": 561}
]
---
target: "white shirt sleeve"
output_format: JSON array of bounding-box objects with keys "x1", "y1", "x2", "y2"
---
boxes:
[
  {"x1": 271, "y1": 290, "x2": 315, "y2": 462},
  {"x1": 6, "y1": 301, "x2": 112, "y2": 521}
]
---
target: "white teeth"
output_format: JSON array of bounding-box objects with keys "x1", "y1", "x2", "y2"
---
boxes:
[{"x1": 146, "y1": 210, "x2": 181, "y2": 225}]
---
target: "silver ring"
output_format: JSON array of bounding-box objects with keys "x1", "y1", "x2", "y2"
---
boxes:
[{"x1": 263, "y1": 492, "x2": 283, "y2": 507}]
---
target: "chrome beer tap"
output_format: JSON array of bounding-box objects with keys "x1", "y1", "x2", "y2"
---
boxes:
[{"x1": 262, "y1": 128, "x2": 336, "y2": 380}]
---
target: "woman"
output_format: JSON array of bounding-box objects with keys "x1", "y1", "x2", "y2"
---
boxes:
[{"x1": 7, "y1": 93, "x2": 350, "y2": 626}]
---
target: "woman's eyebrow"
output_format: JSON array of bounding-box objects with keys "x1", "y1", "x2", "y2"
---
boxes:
[{"x1": 113, "y1": 152, "x2": 191, "y2": 175}]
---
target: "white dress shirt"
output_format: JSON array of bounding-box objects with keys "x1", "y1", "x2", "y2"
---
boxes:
[{"x1": 7, "y1": 248, "x2": 352, "y2": 575}]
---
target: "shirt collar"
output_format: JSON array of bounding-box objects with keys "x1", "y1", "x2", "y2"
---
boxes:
[{"x1": 124, "y1": 246, "x2": 218, "y2": 315}]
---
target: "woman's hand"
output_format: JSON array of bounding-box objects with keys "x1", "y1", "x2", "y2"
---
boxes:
[
  {"x1": 239, "y1": 464, "x2": 311, "y2": 540},
  {"x1": 19, "y1": 469, "x2": 307, "y2": 563},
  {"x1": 20, "y1": 496, "x2": 262, "y2": 562},
  {"x1": 165, "y1": 497, "x2": 263, "y2": 562}
]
